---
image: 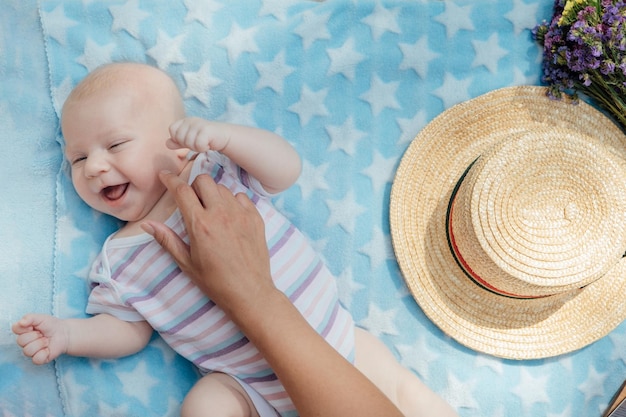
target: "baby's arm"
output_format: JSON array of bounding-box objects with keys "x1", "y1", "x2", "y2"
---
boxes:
[
  {"x1": 169, "y1": 117, "x2": 302, "y2": 194},
  {"x1": 12, "y1": 313, "x2": 153, "y2": 365}
]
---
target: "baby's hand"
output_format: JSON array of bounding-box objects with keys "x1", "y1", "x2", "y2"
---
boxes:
[
  {"x1": 168, "y1": 117, "x2": 230, "y2": 153},
  {"x1": 12, "y1": 314, "x2": 69, "y2": 365}
]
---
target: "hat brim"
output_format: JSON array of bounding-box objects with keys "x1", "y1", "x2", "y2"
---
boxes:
[{"x1": 390, "y1": 86, "x2": 626, "y2": 359}]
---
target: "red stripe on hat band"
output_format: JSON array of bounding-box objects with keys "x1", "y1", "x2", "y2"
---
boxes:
[{"x1": 447, "y1": 195, "x2": 541, "y2": 300}]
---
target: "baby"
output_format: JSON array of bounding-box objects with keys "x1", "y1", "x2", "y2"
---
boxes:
[{"x1": 13, "y1": 62, "x2": 457, "y2": 417}]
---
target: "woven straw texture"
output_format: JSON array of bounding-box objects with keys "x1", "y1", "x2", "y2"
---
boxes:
[{"x1": 390, "y1": 86, "x2": 626, "y2": 359}]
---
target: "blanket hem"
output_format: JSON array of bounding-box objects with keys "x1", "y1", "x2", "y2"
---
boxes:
[{"x1": 37, "y1": 0, "x2": 68, "y2": 415}]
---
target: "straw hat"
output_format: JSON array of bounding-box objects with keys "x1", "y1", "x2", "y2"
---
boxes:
[{"x1": 390, "y1": 86, "x2": 626, "y2": 359}]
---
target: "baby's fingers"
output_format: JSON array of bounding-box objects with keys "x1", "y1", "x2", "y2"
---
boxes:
[
  {"x1": 19, "y1": 334, "x2": 50, "y2": 364},
  {"x1": 12, "y1": 317, "x2": 35, "y2": 335},
  {"x1": 168, "y1": 119, "x2": 189, "y2": 144},
  {"x1": 166, "y1": 137, "x2": 185, "y2": 149},
  {"x1": 16, "y1": 330, "x2": 43, "y2": 348},
  {"x1": 31, "y1": 348, "x2": 52, "y2": 365}
]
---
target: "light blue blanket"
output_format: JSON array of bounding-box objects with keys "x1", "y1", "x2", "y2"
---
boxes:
[{"x1": 2, "y1": 1, "x2": 625, "y2": 416}]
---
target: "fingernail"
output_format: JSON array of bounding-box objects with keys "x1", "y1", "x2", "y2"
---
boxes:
[{"x1": 140, "y1": 223, "x2": 155, "y2": 235}]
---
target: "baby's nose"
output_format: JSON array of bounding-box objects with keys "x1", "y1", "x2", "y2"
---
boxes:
[{"x1": 84, "y1": 152, "x2": 110, "y2": 178}]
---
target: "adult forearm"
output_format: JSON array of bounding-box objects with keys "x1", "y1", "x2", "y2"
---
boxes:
[
  {"x1": 145, "y1": 172, "x2": 400, "y2": 416},
  {"x1": 229, "y1": 289, "x2": 404, "y2": 417}
]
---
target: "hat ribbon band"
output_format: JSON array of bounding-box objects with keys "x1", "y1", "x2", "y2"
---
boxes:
[{"x1": 446, "y1": 161, "x2": 544, "y2": 300}]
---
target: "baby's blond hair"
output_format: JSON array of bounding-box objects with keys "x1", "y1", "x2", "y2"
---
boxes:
[{"x1": 63, "y1": 62, "x2": 186, "y2": 120}]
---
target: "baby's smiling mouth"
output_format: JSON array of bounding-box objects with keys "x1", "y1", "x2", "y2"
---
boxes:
[{"x1": 102, "y1": 183, "x2": 129, "y2": 201}]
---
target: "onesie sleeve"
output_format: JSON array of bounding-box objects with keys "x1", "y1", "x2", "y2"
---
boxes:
[
  {"x1": 85, "y1": 252, "x2": 145, "y2": 322},
  {"x1": 208, "y1": 151, "x2": 278, "y2": 198}
]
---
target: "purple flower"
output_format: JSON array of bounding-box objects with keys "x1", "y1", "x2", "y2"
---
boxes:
[{"x1": 533, "y1": 0, "x2": 626, "y2": 132}]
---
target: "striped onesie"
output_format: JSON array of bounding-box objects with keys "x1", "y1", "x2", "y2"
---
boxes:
[{"x1": 85, "y1": 152, "x2": 355, "y2": 417}]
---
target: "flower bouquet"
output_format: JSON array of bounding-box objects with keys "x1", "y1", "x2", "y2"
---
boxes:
[{"x1": 533, "y1": 0, "x2": 626, "y2": 131}]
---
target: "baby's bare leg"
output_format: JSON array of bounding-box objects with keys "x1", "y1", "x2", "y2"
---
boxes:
[
  {"x1": 181, "y1": 372, "x2": 260, "y2": 417},
  {"x1": 354, "y1": 327, "x2": 459, "y2": 417}
]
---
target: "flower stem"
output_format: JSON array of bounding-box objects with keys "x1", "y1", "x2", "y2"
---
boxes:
[{"x1": 584, "y1": 73, "x2": 626, "y2": 131}]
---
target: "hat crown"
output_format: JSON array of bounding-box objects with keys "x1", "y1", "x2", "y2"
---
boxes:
[{"x1": 449, "y1": 129, "x2": 626, "y2": 298}]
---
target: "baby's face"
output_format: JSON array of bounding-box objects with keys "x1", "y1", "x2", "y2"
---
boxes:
[{"x1": 62, "y1": 87, "x2": 184, "y2": 222}]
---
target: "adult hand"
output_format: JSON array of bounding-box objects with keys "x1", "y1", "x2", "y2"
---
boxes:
[
  {"x1": 141, "y1": 171, "x2": 272, "y2": 317},
  {"x1": 142, "y1": 170, "x2": 403, "y2": 417}
]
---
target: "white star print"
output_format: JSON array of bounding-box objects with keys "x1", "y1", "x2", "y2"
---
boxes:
[
  {"x1": 288, "y1": 85, "x2": 330, "y2": 126},
  {"x1": 52, "y1": 77, "x2": 75, "y2": 116},
  {"x1": 490, "y1": 405, "x2": 507, "y2": 417},
  {"x1": 547, "y1": 405, "x2": 573, "y2": 417},
  {"x1": 432, "y1": 73, "x2": 472, "y2": 109},
  {"x1": 358, "y1": 226, "x2": 394, "y2": 270},
  {"x1": 361, "y1": 3, "x2": 401, "y2": 41},
  {"x1": 217, "y1": 23, "x2": 260, "y2": 64},
  {"x1": 359, "y1": 304, "x2": 400, "y2": 338},
  {"x1": 394, "y1": 282, "x2": 411, "y2": 300},
  {"x1": 557, "y1": 355, "x2": 574, "y2": 373},
  {"x1": 441, "y1": 373, "x2": 480, "y2": 411},
  {"x1": 399, "y1": 36, "x2": 440, "y2": 79},
  {"x1": 474, "y1": 353, "x2": 505, "y2": 375},
  {"x1": 360, "y1": 150, "x2": 397, "y2": 194},
  {"x1": 325, "y1": 116, "x2": 367, "y2": 156},
  {"x1": 97, "y1": 401, "x2": 131, "y2": 417},
  {"x1": 164, "y1": 397, "x2": 183, "y2": 417},
  {"x1": 325, "y1": 189, "x2": 367, "y2": 234},
  {"x1": 359, "y1": 75, "x2": 401, "y2": 116},
  {"x1": 76, "y1": 38, "x2": 116, "y2": 72},
  {"x1": 118, "y1": 361, "x2": 160, "y2": 406},
  {"x1": 54, "y1": 282, "x2": 89, "y2": 319},
  {"x1": 61, "y1": 367, "x2": 90, "y2": 416},
  {"x1": 326, "y1": 37, "x2": 366, "y2": 81},
  {"x1": 297, "y1": 160, "x2": 331, "y2": 200},
  {"x1": 308, "y1": 236, "x2": 330, "y2": 262},
  {"x1": 609, "y1": 332, "x2": 626, "y2": 365},
  {"x1": 472, "y1": 33, "x2": 509, "y2": 74},
  {"x1": 335, "y1": 267, "x2": 366, "y2": 310},
  {"x1": 396, "y1": 110, "x2": 428, "y2": 147},
  {"x1": 150, "y1": 337, "x2": 179, "y2": 367},
  {"x1": 434, "y1": 2, "x2": 475, "y2": 39},
  {"x1": 293, "y1": 9, "x2": 332, "y2": 49},
  {"x1": 109, "y1": 0, "x2": 149, "y2": 39},
  {"x1": 183, "y1": 0, "x2": 222, "y2": 28},
  {"x1": 41, "y1": 5, "x2": 77, "y2": 46},
  {"x1": 578, "y1": 365, "x2": 608, "y2": 404},
  {"x1": 182, "y1": 62, "x2": 223, "y2": 107},
  {"x1": 512, "y1": 67, "x2": 538, "y2": 86},
  {"x1": 255, "y1": 50, "x2": 295, "y2": 94},
  {"x1": 396, "y1": 336, "x2": 441, "y2": 380},
  {"x1": 259, "y1": 0, "x2": 301, "y2": 21},
  {"x1": 146, "y1": 30, "x2": 186, "y2": 69},
  {"x1": 504, "y1": 0, "x2": 541, "y2": 36},
  {"x1": 220, "y1": 98, "x2": 256, "y2": 127},
  {"x1": 511, "y1": 368, "x2": 551, "y2": 414}
]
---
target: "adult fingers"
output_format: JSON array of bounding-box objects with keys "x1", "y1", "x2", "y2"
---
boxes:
[
  {"x1": 158, "y1": 170, "x2": 204, "y2": 220},
  {"x1": 190, "y1": 173, "x2": 224, "y2": 210},
  {"x1": 142, "y1": 221, "x2": 192, "y2": 275},
  {"x1": 234, "y1": 191, "x2": 257, "y2": 211}
]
